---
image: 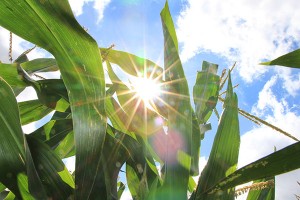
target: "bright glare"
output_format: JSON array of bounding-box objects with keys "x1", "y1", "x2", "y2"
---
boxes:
[{"x1": 132, "y1": 77, "x2": 161, "y2": 105}]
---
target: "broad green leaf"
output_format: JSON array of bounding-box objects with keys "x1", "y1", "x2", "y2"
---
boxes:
[
  {"x1": 26, "y1": 135, "x2": 73, "y2": 199},
  {"x1": 0, "y1": 2, "x2": 107, "y2": 199},
  {"x1": 193, "y1": 61, "x2": 220, "y2": 124},
  {"x1": 246, "y1": 177, "x2": 275, "y2": 200},
  {"x1": 207, "y1": 142, "x2": 300, "y2": 196},
  {"x1": 0, "y1": 77, "x2": 26, "y2": 198},
  {"x1": 0, "y1": 62, "x2": 27, "y2": 95},
  {"x1": 260, "y1": 48, "x2": 300, "y2": 68},
  {"x1": 0, "y1": 182, "x2": 5, "y2": 192},
  {"x1": 0, "y1": 78, "x2": 47, "y2": 199},
  {"x1": 194, "y1": 73, "x2": 240, "y2": 200},
  {"x1": 101, "y1": 48, "x2": 163, "y2": 78},
  {"x1": 16, "y1": 173, "x2": 35, "y2": 200},
  {"x1": 18, "y1": 100, "x2": 53, "y2": 125},
  {"x1": 206, "y1": 141, "x2": 300, "y2": 195},
  {"x1": 4, "y1": 191, "x2": 15, "y2": 200},
  {"x1": 55, "y1": 131, "x2": 75, "y2": 159},
  {"x1": 126, "y1": 164, "x2": 140, "y2": 198},
  {"x1": 21, "y1": 58, "x2": 58, "y2": 74},
  {"x1": 159, "y1": 2, "x2": 192, "y2": 199}
]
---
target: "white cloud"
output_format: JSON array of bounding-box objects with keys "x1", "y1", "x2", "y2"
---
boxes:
[
  {"x1": 276, "y1": 67, "x2": 300, "y2": 97},
  {"x1": 69, "y1": 0, "x2": 94, "y2": 16},
  {"x1": 177, "y1": 0, "x2": 300, "y2": 82},
  {"x1": 237, "y1": 77, "x2": 300, "y2": 199},
  {"x1": 69, "y1": 0, "x2": 111, "y2": 23},
  {"x1": 93, "y1": 0, "x2": 112, "y2": 24}
]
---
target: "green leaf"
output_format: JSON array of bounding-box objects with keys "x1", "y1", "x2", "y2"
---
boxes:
[
  {"x1": 193, "y1": 61, "x2": 220, "y2": 124},
  {"x1": 21, "y1": 58, "x2": 58, "y2": 74},
  {"x1": 206, "y1": 141, "x2": 300, "y2": 195},
  {"x1": 101, "y1": 48, "x2": 163, "y2": 78},
  {"x1": 117, "y1": 182, "x2": 125, "y2": 199},
  {"x1": 26, "y1": 135, "x2": 73, "y2": 199},
  {"x1": 18, "y1": 100, "x2": 53, "y2": 125},
  {"x1": 159, "y1": 1, "x2": 193, "y2": 199},
  {"x1": 194, "y1": 72, "x2": 240, "y2": 200},
  {"x1": 0, "y1": 77, "x2": 47, "y2": 199},
  {"x1": 0, "y1": 77, "x2": 26, "y2": 198},
  {"x1": 0, "y1": 62, "x2": 27, "y2": 95},
  {"x1": 246, "y1": 177, "x2": 275, "y2": 200},
  {"x1": 260, "y1": 48, "x2": 300, "y2": 68},
  {"x1": 16, "y1": 173, "x2": 35, "y2": 200},
  {"x1": 0, "y1": 1, "x2": 107, "y2": 198}
]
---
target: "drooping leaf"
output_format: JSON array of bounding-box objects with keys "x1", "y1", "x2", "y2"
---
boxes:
[
  {"x1": 159, "y1": 2, "x2": 193, "y2": 199},
  {"x1": 18, "y1": 100, "x2": 53, "y2": 125},
  {"x1": 0, "y1": 62, "x2": 27, "y2": 95},
  {"x1": 101, "y1": 48, "x2": 163, "y2": 79},
  {"x1": 206, "y1": 141, "x2": 300, "y2": 195},
  {"x1": 260, "y1": 48, "x2": 300, "y2": 68},
  {"x1": 193, "y1": 72, "x2": 240, "y2": 200},
  {"x1": 21, "y1": 58, "x2": 58, "y2": 74},
  {"x1": 0, "y1": 2, "x2": 107, "y2": 199},
  {"x1": 193, "y1": 61, "x2": 220, "y2": 124}
]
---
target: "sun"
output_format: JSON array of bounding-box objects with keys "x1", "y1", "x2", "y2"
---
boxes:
[{"x1": 131, "y1": 76, "x2": 161, "y2": 106}]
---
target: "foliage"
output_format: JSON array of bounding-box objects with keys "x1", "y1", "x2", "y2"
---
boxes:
[{"x1": 0, "y1": 0, "x2": 299, "y2": 200}]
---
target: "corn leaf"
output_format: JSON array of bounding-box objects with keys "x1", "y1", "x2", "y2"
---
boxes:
[
  {"x1": 193, "y1": 73, "x2": 240, "y2": 200},
  {"x1": 0, "y1": 2, "x2": 107, "y2": 199},
  {"x1": 26, "y1": 135, "x2": 73, "y2": 199},
  {"x1": 206, "y1": 141, "x2": 300, "y2": 195},
  {"x1": 193, "y1": 61, "x2": 220, "y2": 124},
  {"x1": 0, "y1": 63, "x2": 27, "y2": 95},
  {"x1": 0, "y1": 78, "x2": 48, "y2": 199},
  {"x1": 246, "y1": 177, "x2": 275, "y2": 200},
  {"x1": 0, "y1": 78, "x2": 26, "y2": 198},
  {"x1": 260, "y1": 48, "x2": 300, "y2": 68},
  {"x1": 21, "y1": 58, "x2": 58, "y2": 74},
  {"x1": 101, "y1": 48, "x2": 163, "y2": 78},
  {"x1": 18, "y1": 100, "x2": 53, "y2": 125},
  {"x1": 159, "y1": 2, "x2": 193, "y2": 199}
]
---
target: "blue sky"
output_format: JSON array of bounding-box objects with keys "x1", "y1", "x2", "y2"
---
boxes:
[{"x1": 1, "y1": 0, "x2": 300, "y2": 199}]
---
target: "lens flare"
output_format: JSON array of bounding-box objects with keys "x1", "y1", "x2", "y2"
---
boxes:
[{"x1": 131, "y1": 76, "x2": 161, "y2": 106}]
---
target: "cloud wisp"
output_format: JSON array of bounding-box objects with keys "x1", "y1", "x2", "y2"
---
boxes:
[
  {"x1": 177, "y1": 0, "x2": 300, "y2": 82},
  {"x1": 69, "y1": 0, "x2": 112, "y2": 23}
]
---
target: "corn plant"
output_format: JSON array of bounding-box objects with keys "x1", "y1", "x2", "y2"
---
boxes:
[{"x1": 0, "y1": 1, "x2": 299, "y2": 200}]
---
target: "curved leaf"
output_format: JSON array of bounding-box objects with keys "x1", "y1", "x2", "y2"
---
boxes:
[
  {"x1": 21, "y1": 58, "x2": 58, "y2": 74},
  {"x1": 18, "y1": 100, "x2": 53, "y2": 125},
  {"x1": 206, "y1": 141, "x2": 300, "y2": 195},
  {"x1": 101, "y1": 48, "x2": 163, "y2": 78},
  {"x1": 0, "y1": 1, "x2": 107, "y2": 198}
]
